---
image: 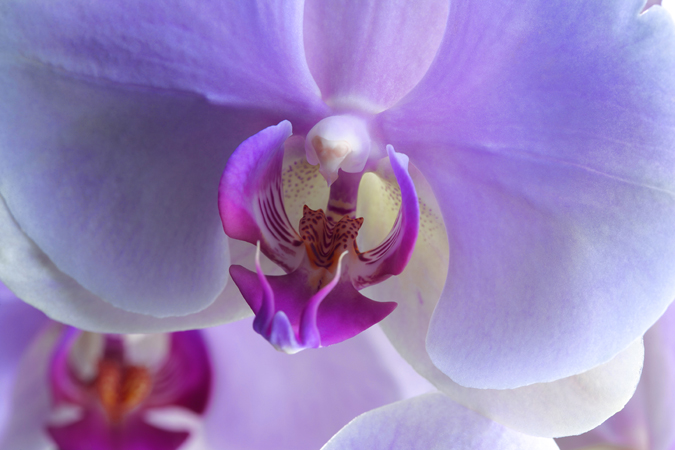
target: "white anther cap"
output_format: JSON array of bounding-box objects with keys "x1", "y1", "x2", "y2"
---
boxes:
[{"x1": 305, "y1": 115, "x2": 371, "y2": 185}]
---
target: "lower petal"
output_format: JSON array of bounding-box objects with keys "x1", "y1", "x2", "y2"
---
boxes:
[
  {"x1": 367, "y1": 212, "x2": 644, "y2": 437},
  {"x1": 321, "y1": 393, "x2": 559, "y2": 450}
]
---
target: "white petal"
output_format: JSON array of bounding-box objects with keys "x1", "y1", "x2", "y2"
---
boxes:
[{"x1": 321, "y1": 393, "x2": 559, "y2": 450}]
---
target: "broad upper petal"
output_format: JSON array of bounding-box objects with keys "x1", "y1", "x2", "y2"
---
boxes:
[
  {"x1": 321, "y1": 393, "x2": 559, "y2": 450},
  {"x1": 0, "y1": 0, "x2": 325, "y2": 118},
  {"x1": 303, "y1": 0, "x2": 449, "y2": 113},
  {"x1": 0, "y1": 63, "x2": 283, "y2": 321},
  {"x1": 201, "y1": 319, "x2": 407, "y2": 450},
  {"x1": 378, "y1": 0, "x2": 675, "y2": 389}
]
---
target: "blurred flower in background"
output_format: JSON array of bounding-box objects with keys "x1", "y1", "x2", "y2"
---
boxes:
[
  {"x1": 1, "y1": 281, "x2": 565, "y2": 449},
  {"x1": 0, "y1": 281, "x2": 435, "y2": 450}
]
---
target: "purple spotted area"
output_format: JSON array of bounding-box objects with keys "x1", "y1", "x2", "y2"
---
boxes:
[
  {"x1": 47, "y1": 328, "x2": 211, "y2": 450},
  {"x1": 219, "y1": 120, "x2": 419, "y2": 353}
]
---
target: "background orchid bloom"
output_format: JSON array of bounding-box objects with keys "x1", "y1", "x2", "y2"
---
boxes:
[
  {"x1": 1, "y1": 0, "x2": 675, "y2": 441},
  {"x1": 556, "y1": 301, "x2": 675, "y2": 450},
  {"x1": 0, "y1": 283, "x2": 565, "y2": 450},
  {"x1": 1, "y1": 281, "x2": 451, "y2": 450}
]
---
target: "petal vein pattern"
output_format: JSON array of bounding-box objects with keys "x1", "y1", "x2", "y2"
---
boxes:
[{"x1": 219, "y1": 121, "x2": 420, "y2": 352}]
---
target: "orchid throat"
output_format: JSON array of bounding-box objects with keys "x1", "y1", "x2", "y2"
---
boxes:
[{"x1": 219, "y1": 116, "x2": 420, "y2": 353}]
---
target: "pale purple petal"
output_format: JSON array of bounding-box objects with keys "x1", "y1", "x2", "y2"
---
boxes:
[
  {"x1": 322, "y1": 393, "x2": 559, "y2": 450},
  {"x1": 202, "y1": 319, "x2": 406, "y2": 450},
  {"x1": 0, "y1": 284, "x2": 49, "y2": 442},
  {"x1": 0, "y1": 324, "x2": 60, "y2": 450},
  {"x1": 303, "y1": 0, "x2": 449, "y2": 112},
  {"x1": 558, "y1": 301, "x2": 675, "y2": 450},
  {"x1": 49, "y1": 328, "x2": 88, "y2": 406},
  {"x1": 378, "y1": 0, "x2": 675, "y2": 389},
  {"x1": 0, "y1": 64, "x2": 279, "y2": 321},
  {"x1": 0, "y1": 0, "x2": 326, "y2": 118}
]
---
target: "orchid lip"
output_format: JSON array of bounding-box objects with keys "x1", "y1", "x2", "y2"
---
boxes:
[
  {"x1": 250, "y1": 241, "x2": 349, "y2": 353},
  {"x1": 220, "y1": 120, "x2": 420, "y2": 352}
]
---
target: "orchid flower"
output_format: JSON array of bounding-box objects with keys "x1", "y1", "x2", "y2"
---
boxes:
[
  {"x1": 1, "y1": 0, "x2": 675, "y2": 441},
  {"x1": 556, "y1": 299, "x2": 675, "y2": 450},
  {"x1": 0, "y1": 281, "x2": 444, "y2": 450}
]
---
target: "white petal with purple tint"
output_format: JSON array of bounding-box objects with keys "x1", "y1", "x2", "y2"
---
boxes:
[
  {"x1": 0, "y1": 323, "x2": 60, "y2": 450},
  {"x1": 322, "y1": 393, "x2": 559, "y2": 450}
]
